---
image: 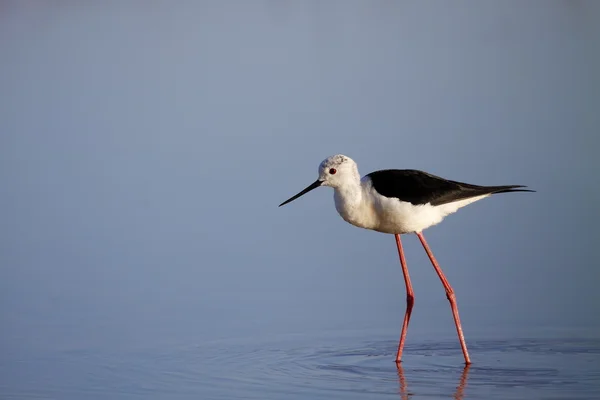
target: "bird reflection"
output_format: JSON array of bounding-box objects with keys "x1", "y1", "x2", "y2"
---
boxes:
[
  {"x1": 453, "y1": 365, "x2": 470, "y2": 400},
  {"x1": 396, "y1": 363, "x2": 411, "y2": 400},
  {"x1": 397, "y1": 363, "x2": 471, "y2": 399}
]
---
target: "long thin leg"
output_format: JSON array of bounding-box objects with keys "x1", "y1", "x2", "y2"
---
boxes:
[
  {"x1": 395, "y1": 234, "x2": 414, "y2": 363},
  {"x1": 416, "y1": 232, "x2": 472, "y2": 365}
]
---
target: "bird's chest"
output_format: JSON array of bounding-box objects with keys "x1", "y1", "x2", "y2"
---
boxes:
[{"x1": 333, "y1": 191, "x2": 377, "y2": 230}]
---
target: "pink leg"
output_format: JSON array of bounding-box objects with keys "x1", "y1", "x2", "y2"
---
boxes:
[
  {"x1": 416, "y1": 232, "x2": 472, "y2": 365},
  {"x1": 395, "y1": 234, "x2": 414, "y2": 363}
]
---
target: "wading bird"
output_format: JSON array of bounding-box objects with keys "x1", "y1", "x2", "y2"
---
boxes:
[{"x1": 279, "y1": 155, "x2": 533, "y2": 364}]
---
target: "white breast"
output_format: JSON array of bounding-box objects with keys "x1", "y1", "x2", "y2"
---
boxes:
[{"x1": 333, "y1": 188, "x2": 379, "y2": 231}]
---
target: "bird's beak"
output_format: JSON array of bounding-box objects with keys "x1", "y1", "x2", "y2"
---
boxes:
[{"x1": 279, "y1": 179, "x2": 323, "y2": 207}]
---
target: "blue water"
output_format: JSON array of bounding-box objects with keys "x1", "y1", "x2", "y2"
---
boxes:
[{"x1": 3, "y1": 329, "x2": 599, "y2": 399}]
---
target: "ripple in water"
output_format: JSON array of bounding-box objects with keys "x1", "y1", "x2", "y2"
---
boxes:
[
  {"x1": 184, "y1": 333, "x2": 600, "y2": 399},
  {"x1": 2, "y1": 333, "x2": 599, "y2": 399}
]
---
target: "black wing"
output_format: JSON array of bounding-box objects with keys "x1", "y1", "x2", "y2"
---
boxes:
[{"x1": 366, "y1": 169, "x2": 533, "y2": 206}]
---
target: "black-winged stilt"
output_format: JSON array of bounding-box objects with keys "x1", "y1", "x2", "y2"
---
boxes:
[{"x1": 279, "y1": 154, "x2": 533, "y2": 365}]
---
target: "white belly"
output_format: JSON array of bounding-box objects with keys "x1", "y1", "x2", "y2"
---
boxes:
[
  {"x1": 373, "y1": 199, "x2": 447, "y2": 234},
  {"x1": 373, "y1": 193, "x2": 490, "y2": 234}
]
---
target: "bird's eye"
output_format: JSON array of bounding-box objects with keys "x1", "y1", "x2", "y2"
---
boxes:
[{"x1": 329, "y1": 168, "x2": 337, "y2": 175}]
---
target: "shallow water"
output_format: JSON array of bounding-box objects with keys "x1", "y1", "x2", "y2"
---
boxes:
[{"x1": 3, "y1": 329, "x2": 599, "y2": 399}]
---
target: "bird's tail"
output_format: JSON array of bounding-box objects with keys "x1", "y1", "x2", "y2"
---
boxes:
[{"x1": 488, "y1": 185, "x2": 536, "y2": 194}]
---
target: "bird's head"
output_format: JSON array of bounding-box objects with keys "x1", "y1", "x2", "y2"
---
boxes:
[
  {"x1": 279, "y1": 154, "x2": 359, "y2": 207},
  {"x1": 317, "y1": 154, "x2": 360, "y2": 188}
]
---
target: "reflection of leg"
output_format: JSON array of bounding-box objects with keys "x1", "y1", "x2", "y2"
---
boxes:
[
  {"x1": 396, "y1": 364, "x2": 471, "y2": 400},
  {"x1": 395, "y1": 234, "x2": 414, "y2": 363},
  {"x1": 416, "y1": 232, "x2": 471, "y2": 365},
  {"x1": 453, "y1": 365, "x2": 471, "y2": 400},
  {"x1": 395, "y1": 363, "x2": 409, "y2": 400}
]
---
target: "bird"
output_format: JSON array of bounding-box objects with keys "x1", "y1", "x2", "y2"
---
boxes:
[{"x1": 278, "y1": 154, "x2": 533, "y2": 365}]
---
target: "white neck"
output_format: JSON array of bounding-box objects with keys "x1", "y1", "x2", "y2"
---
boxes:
[
  {"x1": 333, "y1": 177, "x2": 375, "y2": 230},
  {"x1": 333, "y1": 178, "x2": 362, "y2": 206}
]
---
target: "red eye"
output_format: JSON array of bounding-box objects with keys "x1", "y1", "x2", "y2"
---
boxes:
[{"x1": 329, "y1": 168, "x2": 337, "y2": 175}]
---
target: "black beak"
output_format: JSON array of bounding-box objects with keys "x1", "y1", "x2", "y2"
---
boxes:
[{"x1": 278, "y1": 179, "x2": 323, "y2": 207}]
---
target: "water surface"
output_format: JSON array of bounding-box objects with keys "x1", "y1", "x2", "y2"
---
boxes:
[{"x1": 3, "y1": 329, "x2": 599, "y2": 399}]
